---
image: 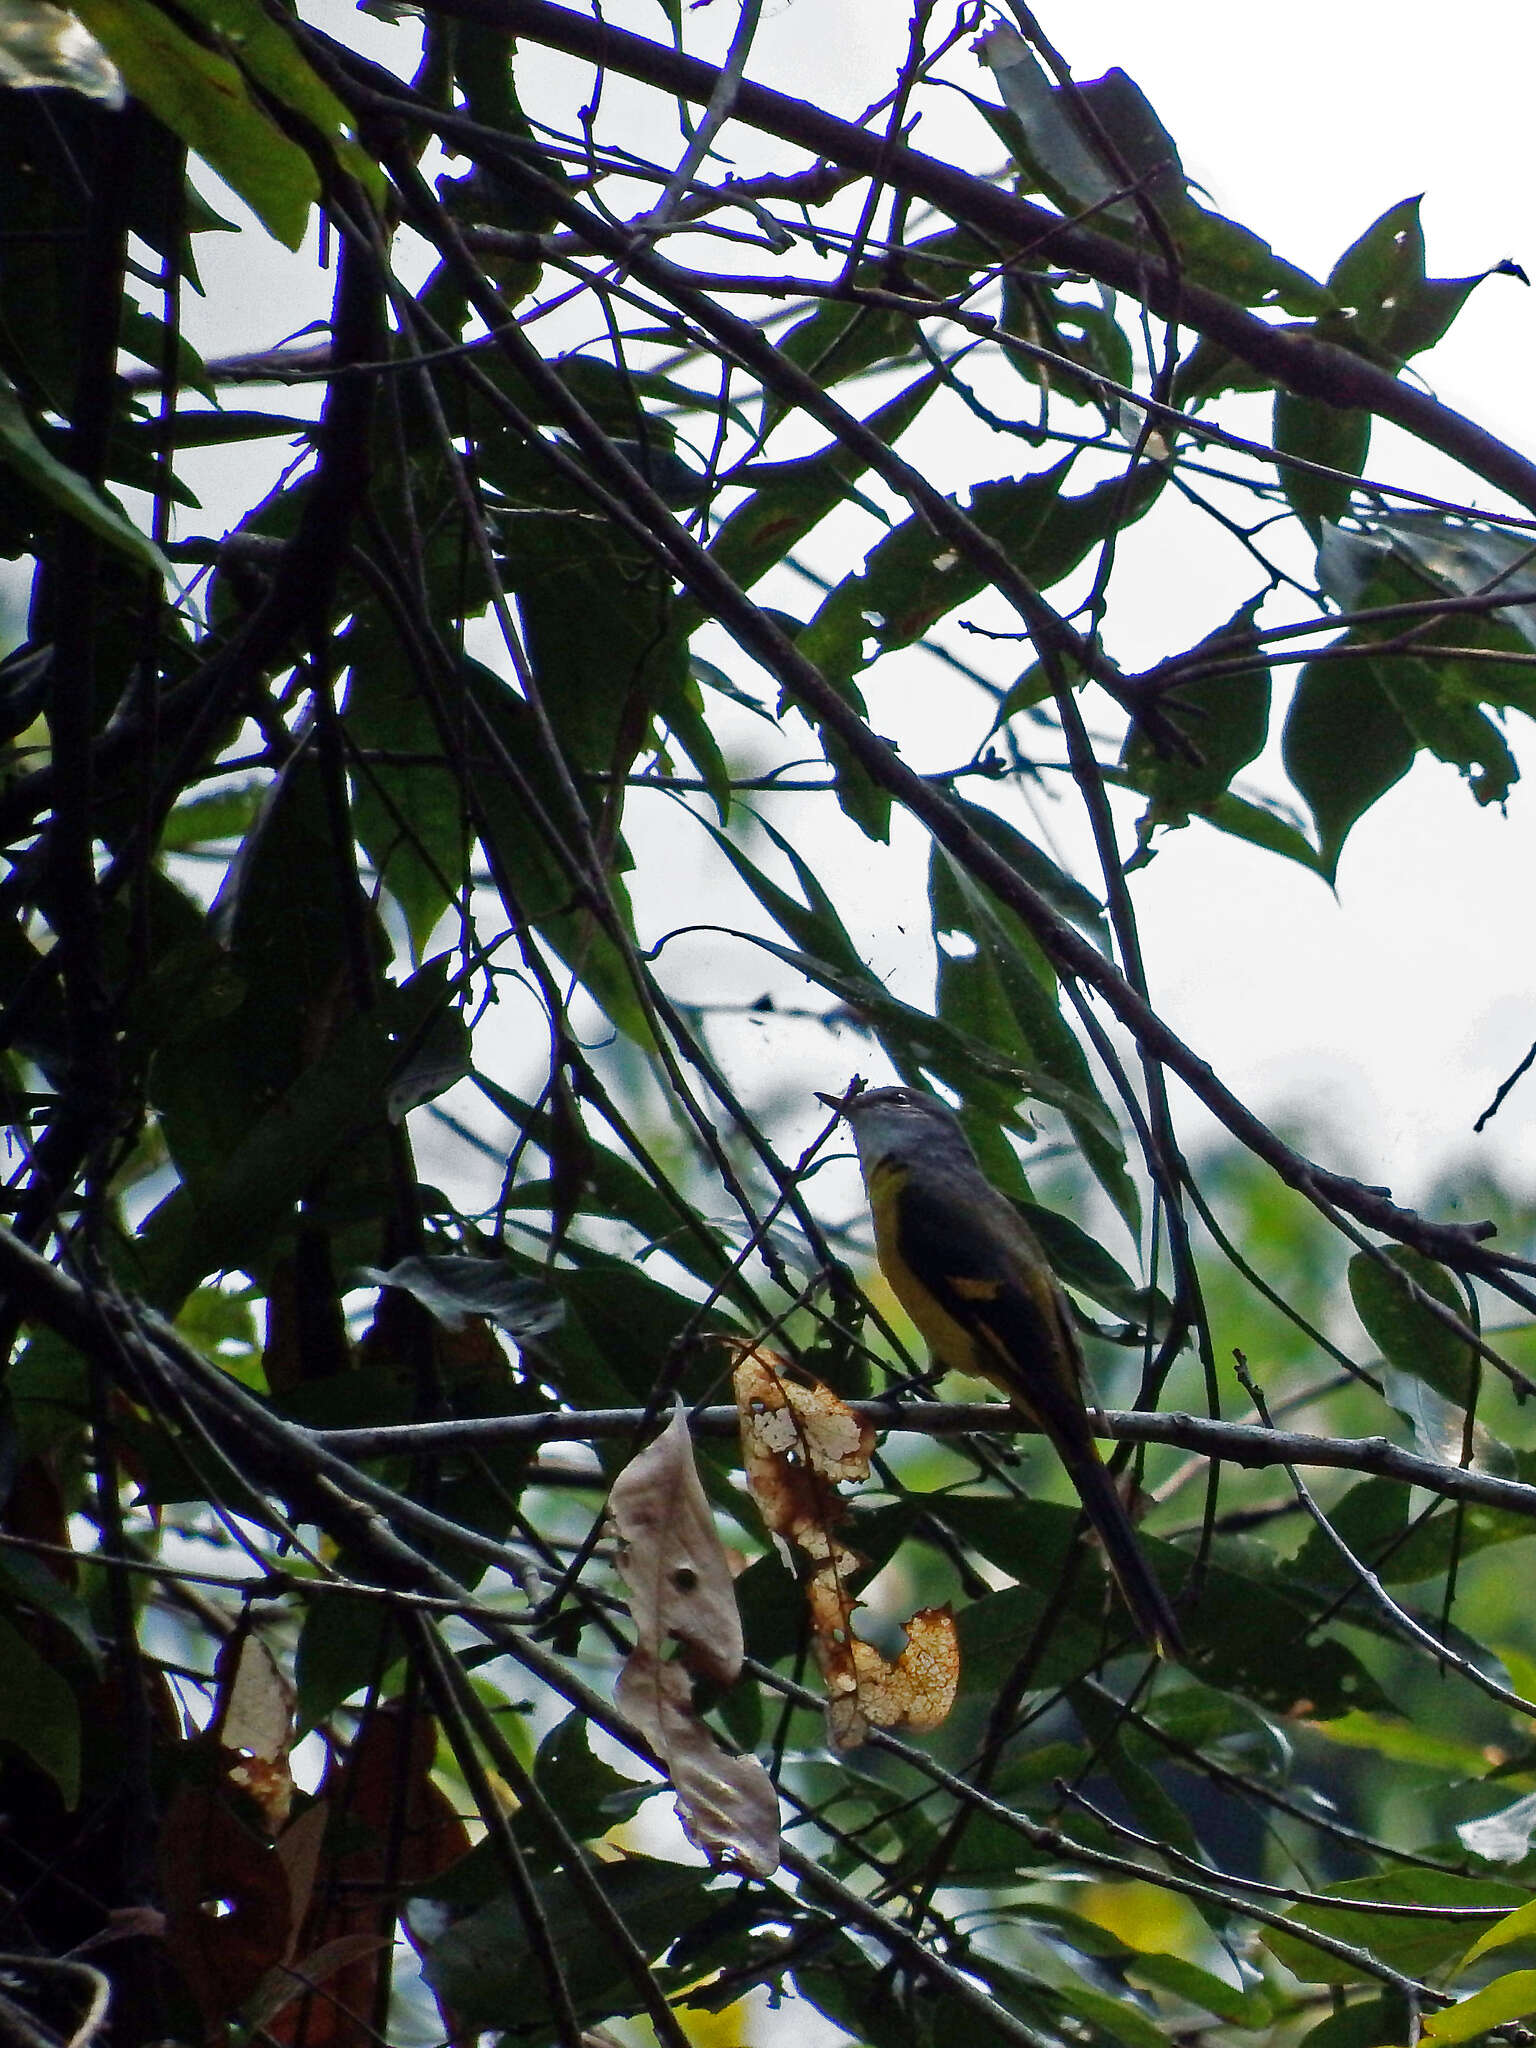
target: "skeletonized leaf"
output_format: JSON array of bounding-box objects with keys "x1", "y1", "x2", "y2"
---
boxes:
[
  {"x1": 811, "y1": 1589, "x2": 961, "y2": 1753},
  {"x1": 732, "y1": 1344, "x2": 958, "y2": 1749}
]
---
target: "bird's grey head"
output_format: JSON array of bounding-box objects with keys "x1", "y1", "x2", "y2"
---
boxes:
[{"x1": 819, "y1": 1085, "x2": 979, "y2": 1174}]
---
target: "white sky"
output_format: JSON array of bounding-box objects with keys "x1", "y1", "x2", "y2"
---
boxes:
[{"x1": 149, "y1": 0, "x2": 1536, "y2": 1219}]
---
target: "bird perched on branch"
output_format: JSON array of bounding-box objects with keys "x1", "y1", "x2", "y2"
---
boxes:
[{"x1": 819, "y1": 1082, "x2": 1184, "y2": 1660}]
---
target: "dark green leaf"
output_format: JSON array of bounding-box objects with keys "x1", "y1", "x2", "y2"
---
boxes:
[
  {"x1": 1281, "y1": 651, "x2": 1416, "y2": 877},
  {"x1": 0, "y1": 1613, "x2": 79, "y2": 1805},
  {"x1": 72, "y1": 0, "x2": 318, "y2": 248},
  {"x1": 533, "y1": 1712, "x2": 650, "y2": 1842},
  {"x1": 358, "y1": 1255, "x2": 563, "y2": 1338},
  {"x1": 1262, "y1": 1871, "x2": 1527, "y2": 1986},
  {"x1": 1348, "y1": 1246, "x2": 1478, "y2": 1408},
  {"x1": 706, "y1": 371, "x2": 942, "y2": 594},
  {"x1": 1293, "y1": 1474, "x2": 1533, "y2": 1591},
  {"x1": 1124, "y1": 596, "x2": 1271, "y2": 828},
  {"x1": 419, "y1": 1857, "x2": 720, "y2": 2031},
  {"x1": 0, "y1": 373, "x2": 167, "y2": 572},
  {"x1": 294, "y1": 1582, "x2": 405, "y2": 1730},
  {"x1": 931, "y1": 844, "x2": 1138, "y2": 1231},
  {"x1": 1274, "y1": 390, "x2": 1371, "y2": 534},
  {"x1": 1326, "y1": 196, "x2": 1493, "y2": 367},
  {"x1": 134, "y1": 960, "x2": 458, "y2": 1309}
]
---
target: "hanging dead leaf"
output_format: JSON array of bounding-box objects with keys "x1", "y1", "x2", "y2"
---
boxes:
[
  {"x1": 809, "y1": 1582, "x2": 961, "y2": 1753},
  {"x1": 269, "y1": 1703, "x2": 469, "y2": 2048},
  {"x1": 607, "y1": 1402, "x2": 743, "y2": 1686},
  {"x1": 733, "y1": 1343, "x2": 875, "y2": 1558},
  {"x1": 212, "y1": 1629, "x2": 295, "y2": 1832},
  {"x1": 160, "y1": 1782, "x2": 294, "y2": 2022},
  {"x1": 615, "y1": 1654, "x2": 780, "y2": 1878},
  {"x1": 608, "y1": 1406, "x2": 780, "y2": 1877},
  {"x1": 731, "y1": 1344, "x2": 959, "y2": 1749},
  {"x1": 274, "y1": 1801, "x2": 330, "y2": 1957}
]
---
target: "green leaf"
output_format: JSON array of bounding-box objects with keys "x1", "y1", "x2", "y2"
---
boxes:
[
  {"x1": 702, "y1": 807, "x2": 869, "y2": 980},
  {"x1": 1173, "y1": 206, "x2": 1332, "y2": 316},
  {"x1": 133, "y1": 960, "x2": 458, "y2": 1309},
  {"x1": 118, "y1": 303, "x2": 215, "y2": 403},
  {"x1": 1070, "y1": 1681, "x2": 1207, "y2": 1866},
  {"x1": 769, "y1": 224, "x2": 990, "y2": 403},
  {"x1": 465, "y1": 661, "x2": 654, "y2": 1047},
  {"x1": 1125, "y1": 1950, "x2": 1273, "y2": 2027},
  {"x1": 357, "y1": 1255, "x2": 562, "y2": 1339},
  {"x1": 1348, "y1": 1245, "x2": 1478, "y2": 1408},
  {"x1": 1123, "y1": 596, "x2": 1271, "y2": 828},
  {"x1": 1326, "y1": 196, "x2": 1494, "y2": 367},
  {"x1": 294, "y1": 1579, "x2": 405, "y2": 1730},
  {"x1": 1294, "y1": 1474, "x2": 1533, "y2": 1592},
  {"x1": 158, "y1": 782, "x2": 265, "y2": 852},
  {"x1": 70, "y1": 0, "x2": 318, "y2": 249},
  {"x1": 1456, "y1": 1896, "x2": 1536, "y2": 1975},
  {"x1": 419, "y1": 1857, "x2": 720, "y2": 2032},
  {"x1": 1281, "y1": 650, "x2": 1416, "y2": 878},
  {"x1": 0, "y1": 373, "x2": 168, "y2": 573},
  {"x1": 473, "y1": 1072, "x2": 739, "y2": 1295},
  {"x1": 998, "y1": 280, "x2": 1134, "y2": 408},
  {"x1": 795, "y1": 457, "x2": 1163, "y2": 693},
  {"x1": 982, "y1": 30, "x2": 1327, "y2": 314},
  {"x1": 0, "y1": 1612, "x2": 80, "y2": 1806},
  {"x1": 1424, "y1": 1973, "x2": 1536, "y2": 2044},
  {"x1": 982, "y1": 31, "x2": 1180, "y2": 219},
  {"x1": 1298, "y1": 1993, "x2": 1412, "y2": 2048},
  {"x1": 1274, "y1": 390, "x2": 1371, "y2": 534},
  {"x1": 173, "y1": 0, "x2": 386, "y2": 202},
  {"x1": 1017, "y1": 1198, "x2": 1165, "y2": 1325},
  {"x1": 931, "y1": 844, "x2": 1138, "y2": 1231},
  {"x1": 1376, "y1": 659, "x2": 1518, "y2": 806},
  {"x1": 705, "y1": 369, "x2": 942, "y2": 594},
  {"x1": 1261, "y1": 1871, "x2": 1528, "y2": 1986},
  {"x1": 945, "y1": 793, "x2": 1110, "y2": 945},
  {"x1": 942, "y1": 1496, "x2": 1387, "y2": 1714},
  {"x1": 0, "y1": 1548, "x2": 100, "y2": 1670},
  {"x1": 1188, "y1": 788, "x2": 1327, "y2": 874},
  {"x1": 532, "y1": 1712, "x2": 650, "y2": 1844},
  {"x1": 741, "y1": 929, "x2": 1122, "y2": 1138},
  {"x1": 344, "y1": 622, "x2": 470, "y2": 959}
]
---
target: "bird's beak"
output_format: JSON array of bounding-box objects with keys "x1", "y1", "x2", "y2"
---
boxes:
[{"x1": 814, "y1": 1090, "x2": 847, "y2": 1115}]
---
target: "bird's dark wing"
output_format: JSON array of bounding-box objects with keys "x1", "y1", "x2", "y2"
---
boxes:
[
  {"x1": 892, "y1": 1170, "x2": 1093, "y2": 1446},
  {"x1": 894, "y1": 1170, "x2": 1185, "y2": 1657}
]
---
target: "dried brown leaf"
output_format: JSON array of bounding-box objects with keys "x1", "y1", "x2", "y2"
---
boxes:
[
  {"x1": 615, "y1": 1653, "x2": 780, "y2": 1878},
  {"x1": 608, "y1": 1402, "x2": 743, "y2": 1686},
  {"x1": 609, "y1": 1406, "x2": 779, "y2": 1876},
  {"x1": 269, "y1": 1704, "x2": 470, "y2": 2048},
  {"x1": 818, "y1": 1603, "x2": 961, "y2": 1752},
  {"x1": 213, "y1": 1630, "x2": 296, "y2": 1832},
  {"x1": 160, "y1": 1783, "x2": 294, "y2": 2022},
  {"x1": 732, "y1": 1345, "x2": 959, "y2": 1749},
  {"x1": 733, "y1": 1345, "x2": 875, "y2": 1551},
  {"x1": 274, "y1": 1801, "x2": 330, "y2": 1958}
]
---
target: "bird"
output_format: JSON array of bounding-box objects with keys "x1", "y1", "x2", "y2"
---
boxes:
[{"x1": 819, "y1": 1082, "x2": 1184, "y2": 1659}]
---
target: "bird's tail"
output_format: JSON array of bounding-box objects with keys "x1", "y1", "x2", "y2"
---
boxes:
[{"x1": 1055, "y1": 1433, "x2": 1185, "y2": 1660}]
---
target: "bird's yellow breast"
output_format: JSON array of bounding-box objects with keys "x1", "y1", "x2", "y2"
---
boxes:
[{"x1": 866, "y1": 1156, "x2": 982, "y2": 1376}]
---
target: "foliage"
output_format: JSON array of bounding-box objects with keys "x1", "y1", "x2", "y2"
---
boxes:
[{"x1": 4, "y1": 4, "x2": 1536, "y2": 2045}]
